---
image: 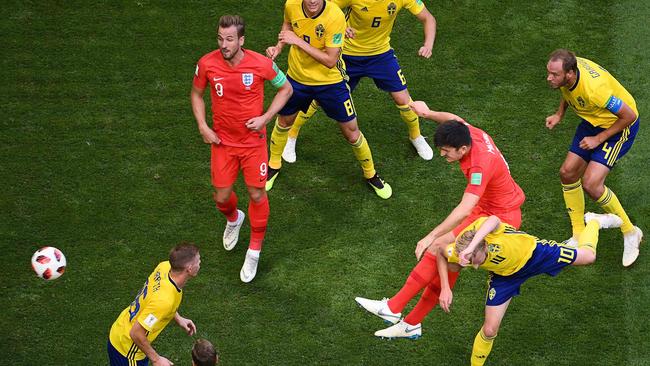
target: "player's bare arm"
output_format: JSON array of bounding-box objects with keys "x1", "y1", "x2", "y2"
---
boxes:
[
  {"x1": 545, "y1": 98, "x2": 568, "y2": 129},
  {"x1": 408, "y1": 101, "x2": 466, "y2": 123},
  {"x1": 130, "y1": 322, "x2": 173, "y2": 366},
  {"x1": 415, "y1": 193, "x2": 480, "y2": 260},
  {"x1": 436, "y1": 244, "x2": 459, "y2": 313},
  {"x1": 415, "y1": 7, "x2": 436, "y2": 58},
  {"x1": 458, "y1": 216, "x2": 501, "y2": 265},
  {"x1": 190, "y1": 85, "x2": 220, "y2": 144},
  {"x1": 246, "y1": 80, "x2": 293, "y2": 131},
  {"x1": 174, "y1": 312, "x2": 196, "y2": 336},
  {"x1": 278, "y1": 30, "x2": 341, "y2": 68},
  {"x1": 266, "y1": 21, "x2": 292, "y2": 60},
  {"x1": 579, "y1": 102, "x2": 637, "y2": 150}
]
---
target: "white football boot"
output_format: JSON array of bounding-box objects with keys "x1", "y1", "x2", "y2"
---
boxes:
[
  {"x1": 584, "y1": 212, "x2": 623, "y2": 229},
  {"x1": 223, "y1": 209, "x2": 245, "y2": 251},
  {"x1": 622, "y1": 226, "x2": 643, "y2": 267},
  {"x1": 240, "y1": 249, "x2": 260, "y2": 283},
  {"x1": 354, "y1": 297, "x2": 401, "y2": 325},
  {"x1": 410, "y1": 135, "x2": 433, "y2": 161},
  {"x1": 282, "y1": 137, "x2": 297, "y2": 163},
  {"x1": 374, "y1": 320, "x2": 422, "y2": 340}
]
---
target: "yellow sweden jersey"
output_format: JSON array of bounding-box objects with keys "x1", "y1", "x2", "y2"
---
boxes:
[
  {"x1": 560, "y1": 57, "x2": 638, "y2": 128},
  {"x1": 109, "y1": 261, "x2": 183, "y2": 361},
  {"x1": 285, "y1": 0, "x2": 347, "y2": 85},
  {"x1": 447, "y1": 217, "x2": 536, "y2": 276},
  {"x1": 333, "y1": 0, "x2": 425, "y2": 56}
]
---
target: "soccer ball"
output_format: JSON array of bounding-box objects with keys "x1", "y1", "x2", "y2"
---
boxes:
[{"x1": 31, "y1": 246, "x2": 67, "y2": 280}]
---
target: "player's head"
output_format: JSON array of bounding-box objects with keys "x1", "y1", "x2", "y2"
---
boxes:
[
  {"x1": 455, "y1": 230, "x2": 487, "y2": 269},
  {"x1": 191, "y1": 339, "x2": 219, "y2": 366},
  {"x1": 169, "y1": 242, "x2": 201, "y2": 277},
  {"x1": 217, "y1": 15, "x2": 245, "y2": 61},
  {"x1": 302, "y1": 0, "x2": 325, "y2": 16},
  {"x1": 433, "y1": 120, "x2": 471, "y2": 162},
  {"x1": 546, "y1": 49, "x2": 577, "y2": 89}
]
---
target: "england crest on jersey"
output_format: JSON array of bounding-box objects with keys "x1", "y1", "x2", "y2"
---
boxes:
[{"x1": 242, "y1": 73, "x2": 254, "y2": 88}]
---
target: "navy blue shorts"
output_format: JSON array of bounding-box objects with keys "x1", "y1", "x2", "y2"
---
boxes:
[
  {"x1": 108, "y1": 340, "x2": 149, "y2": 366},
  {"x1": 570, "y1": 118, "x2": 640, "y2": 169},
  {"x1": 343, "y1": 49, "x2": 407, "y2": 93},
  {"x1": 278, "y1": 77, "x2": 356, "y2": 122},
  {"x1": 485, "y1": 241, "x2": 577, "y2": 306}
]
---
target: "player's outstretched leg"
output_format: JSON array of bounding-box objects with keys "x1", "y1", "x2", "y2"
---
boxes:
[
  {"x1": 283, "y1": 101, "x2": 319, "y2": 163},
  {"x1": 354, "y1": 297, "x2": 401, "y2": 324}
]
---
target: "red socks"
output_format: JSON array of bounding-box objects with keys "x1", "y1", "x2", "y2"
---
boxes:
[
  {"x1": 387, "y1": 251, "x2": 461, "y2": 325},
  {"x1": 215, "y1": 191, "x2": 239, "y2": 222},
  {"x1": 248, "y1": 195, "x2": 269, "y2": 251},
  {"x1": 404, "y1": 271, "x2": 459, "y2": 325},
  {"x1": 387, "y1": 252, "x2": 438, "y2": 313}
]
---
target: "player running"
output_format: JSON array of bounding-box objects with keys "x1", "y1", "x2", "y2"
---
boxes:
[
  {"x1": 355, "y1": 101, "x2": 525, "y2": 339},
  {"x1": 108, "y1": 243, "x2": 201, "y2": 366},
  {"x1": 546, "y1": 49, "x2": 642, "y2": 266},
  {"x1": 282, "y1": 0, "x2": 437, "y2": 163},
  {"x1": 436, "y1": 213, "x2": 622, "y2": 365},
  {"x1": 191, "y1": 15, "x2": 293, "y2": 282},
  {"x1": 265, "y1": 0, "x2": 392, "y2": 199}
]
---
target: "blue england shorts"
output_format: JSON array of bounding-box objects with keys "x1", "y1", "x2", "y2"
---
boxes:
[
  {"x1": 569, "y1": 117, "x2": 640, "y2": 169},
  {"x1": 278, "y1": 76, "x2": 356, "y2": 122},
  {"x1": 342, "y1": 49, "x2": 407, "y2": 93},
  {"x1": 108, "y1": 340, "x2": 149, "y2": 366},
  {"x1": 485, "y1": 241, "x2": 577, "y2": 306}
]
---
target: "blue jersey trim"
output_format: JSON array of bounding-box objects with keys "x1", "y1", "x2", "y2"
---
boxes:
[
  {"x1": 605, "y1": 95, "x2": 623, "y2": 114},
  {"x1": 569, "y1": 68, "x2": 580, "y2": 91}
]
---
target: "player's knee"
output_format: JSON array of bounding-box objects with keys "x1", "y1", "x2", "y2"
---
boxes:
[
  {"x1": 559, "y1": 166, "x2": 580, "y2": 184},
  {"x1": 278, "y1": 115, "x2": 295, "y2": 128},
  {"x1": 481, "y1": 323, "x2": 499, "y2": 338},
  {"x1": 248, "y1": 188, "x2": 266, "y2": 203},
  {"x1": 213, "y1": 191, "x2": 231, "y2": 205},
  {"x1": 341, "y1": 125, "x2": 360, "y2": 143},
  {"x1": 576, "y1": 248, "x2": 596, "y2": 265}
]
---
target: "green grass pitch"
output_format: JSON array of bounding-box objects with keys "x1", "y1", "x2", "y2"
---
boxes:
[{"x1": 1, "y1": 1, "x2": 649, "y2": 365}]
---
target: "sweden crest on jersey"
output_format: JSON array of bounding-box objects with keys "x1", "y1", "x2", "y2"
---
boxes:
[
  {"x1": 387, "y1": 2, "x2": 397, "y2": 15},
  {"x1": 315, "y1": 23, "x2": 325, "y2": 38}
]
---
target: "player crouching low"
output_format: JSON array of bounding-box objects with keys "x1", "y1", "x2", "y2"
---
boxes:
[{"x1": 435, "y1": 213, "x2": 622, "y2": 365}]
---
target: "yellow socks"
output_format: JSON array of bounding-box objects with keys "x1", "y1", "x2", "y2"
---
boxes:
[
  {"x1": 578, "y1": 219, "x2": 600, "y2": 253},
  {"x1": 288, "y1": 101, "x2": 319, "y2": 139},
  {"x1": 350, "y1": 132, "x2": 376, "y2": 179},
  {"x1": 562, "y1": 180, "x2": 585, "y2": 238},
  {"x1": 596, "y1": 186, "x2": 634, "y2": 233},
  {"x1": 269, "y1": 119, "x2": 291, "y2": 169},
  {"x1": 471, "y1": 327, "x2": 495, "y2": 366},
  {"x1": 396, "y1": 103, "x2": 421, "y2": 140}
]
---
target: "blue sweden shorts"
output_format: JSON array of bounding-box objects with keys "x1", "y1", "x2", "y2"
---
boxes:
[
  {"x1": 342, "y1": 49, "x2": 407, "y2": 93},
  {"x1": 108, "y1": 340, "x2": 149, "y2": 366},
  {"x1": 485, "y1": 241, "x2": 577, "y2": 306},
  {"x1": 570, "y1": 117, "x2": 640, "y2": 169},
  {"x1": 278, "y1": 76, "x2": 356, "y2": 122}
]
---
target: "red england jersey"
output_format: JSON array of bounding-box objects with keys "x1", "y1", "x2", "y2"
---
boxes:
[
  {"x1": 459, "y1": 123, "x2": 525, "y2": 211},
  {"x1": 193, "y1": 49, "x2": 278, "y2": 147}
]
